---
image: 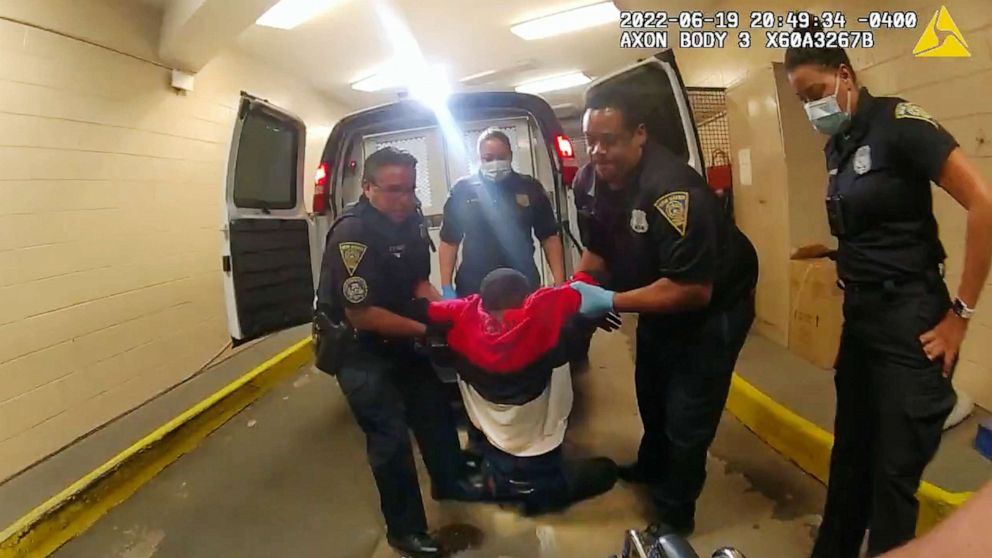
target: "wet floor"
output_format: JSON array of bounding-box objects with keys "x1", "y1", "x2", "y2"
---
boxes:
[{"x1": 55, "y1": 326, "x2": 825, "y2": 558}]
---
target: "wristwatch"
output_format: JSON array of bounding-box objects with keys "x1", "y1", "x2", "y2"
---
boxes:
[{"x1": 952, "y1": 297, "x2": 975, "y2": 319}]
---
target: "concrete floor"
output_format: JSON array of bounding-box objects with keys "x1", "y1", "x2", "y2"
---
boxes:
[
  {"x1": 55, "y1": 326, "x2": 826, "y2": 558},
  {"x1": 0, "y1": 325, "x2": 312, "y2": 528},
  {"x1": 735, "y1": 335, "x2": 991, "y2": 494}
]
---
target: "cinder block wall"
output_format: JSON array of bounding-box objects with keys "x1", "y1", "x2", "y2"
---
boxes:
[{"x1": 0, "y1": 0, "x2": 348, "y2": 481}]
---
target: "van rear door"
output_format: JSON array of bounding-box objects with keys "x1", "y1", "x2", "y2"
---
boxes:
[
  {"x1": 221, "y1": 92, "x2": 313, "y2": 346},
  {"x1": 587, "y1": 50, "x2": 703, "y2": 174}
]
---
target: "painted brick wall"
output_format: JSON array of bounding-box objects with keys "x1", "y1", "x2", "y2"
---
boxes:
[{"x1": 0, "y1": 0, "x2": 348, "y2": 481}]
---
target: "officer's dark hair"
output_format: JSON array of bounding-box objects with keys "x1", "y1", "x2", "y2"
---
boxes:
[
  {"x1": 784, "y1": 24, "x2": 858, "y2": 82},
  {"x1": 584, "y1": 84, "x2": 650, "y2": 134},
  {"x1": 362, "y1": 146, "x2": 418, "y2": 184},
  {"x1": 477, "y1": 128, "x2": 513, "y2": 154},
  {"x1": 479, "y1": 268, "x2": 533, "y2": 312}
]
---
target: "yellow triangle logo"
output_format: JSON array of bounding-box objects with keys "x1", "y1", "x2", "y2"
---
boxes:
[{"x1": 913, "y1": 6, "x2": 970, "y2": 57}]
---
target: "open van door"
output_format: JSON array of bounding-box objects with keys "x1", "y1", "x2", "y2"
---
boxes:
[
  {"x1": 221, "y1": 92, "x2": 313, "y2": 346},
  {"x1": 586, "y1": 50, "x2": 703, "y2": 175}
]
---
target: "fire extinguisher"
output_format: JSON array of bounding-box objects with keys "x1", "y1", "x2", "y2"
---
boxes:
[{"x1": 706, "y1": 150, "x2": 733, "y2": 193}]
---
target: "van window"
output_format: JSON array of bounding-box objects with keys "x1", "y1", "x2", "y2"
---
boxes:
[
  {"x1": 233, "y1": 110, "x2": 298, "y2": 210},
  {"x1": 372, "y1": 135, "x2": 433, "y2": 210}
]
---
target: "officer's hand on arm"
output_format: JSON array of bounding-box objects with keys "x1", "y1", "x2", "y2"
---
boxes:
[
  {"x1": 574, "y1": 238, "x2": 620, "y2": 329},
  {"x1": 568, "y1": 271, "x2": 622, "y2": 331},
  {"x1": 570, "y1": 282, "x2": 615, "y2": 317}
]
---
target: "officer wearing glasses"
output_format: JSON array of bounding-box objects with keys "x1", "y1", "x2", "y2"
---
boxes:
[{"x1": 315, "y1": 147, "x2": 479, "y2": 557}]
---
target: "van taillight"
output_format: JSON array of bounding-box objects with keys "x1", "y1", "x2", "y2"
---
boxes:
[
  {"x1": 313, "y1": 162, "x2": 329, "y2": 214},
  {"x1": 554, "y1": 134, "x2": 578, "y2": 187}
]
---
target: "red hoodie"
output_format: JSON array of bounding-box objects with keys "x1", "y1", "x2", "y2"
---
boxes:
[{"x1": 426, "y1": 274, "x2": 594, "y2": 404}]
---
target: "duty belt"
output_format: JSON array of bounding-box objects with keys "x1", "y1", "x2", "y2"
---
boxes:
[{"x1": 836, "y1": 267, "x2": 944, "y2": 293}]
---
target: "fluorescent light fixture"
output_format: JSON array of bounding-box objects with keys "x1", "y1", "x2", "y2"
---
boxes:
[
  {"x1": 460, "y1": 60, "x2": 538, "y2": 86},
  {"x1": 351, "y1": 60, "x2": 451, "y2": 105},
  {"x1": 351, "y1": 70, "x2": 403, "y2": 92},
  {"x1": 256, "y1": 0, "x2": 338, "y2": 29},
  {"x1": 511, "y1": 2, "x2": 619, "y2": 40},
  {"x1": 515, "y1": 72, "x2": 591, "y2": 94}
]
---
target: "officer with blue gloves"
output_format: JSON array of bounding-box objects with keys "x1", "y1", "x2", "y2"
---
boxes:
[
  {"x1": 571, "y1": 85, "x2": 758, "y2": 537},
  {"x1": 438, "y1": 128, "x2": 565, "y2": 300}
]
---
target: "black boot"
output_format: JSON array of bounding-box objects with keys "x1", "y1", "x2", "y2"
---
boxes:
[
  {"x1": 617, "y1": 462, "x2": 660, "y2": 484},
  {"x1": 386, "y1": 531, "x2": 442, "y2": 557},
  {"x1": 431, "y1": 472, "x2": 487, "y2": 502}
]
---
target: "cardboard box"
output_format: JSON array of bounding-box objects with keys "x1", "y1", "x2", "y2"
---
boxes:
[{"x1": 789, "y1": 258, "x2": 843, "y2": 369}]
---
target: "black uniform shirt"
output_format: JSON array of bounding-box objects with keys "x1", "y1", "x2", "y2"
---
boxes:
[
  {"x1": 574, "y1": 141, "x2": 757, "y2": 316},
  {"x1": 317, "y1": 196, "x2": 430, "y2": 323},
  {"x1": 825, "y1": 88, "x2": 958, "y2": 282},
  {"x1": 440, "y1": 171, "x2": 558, "y2": 293}
]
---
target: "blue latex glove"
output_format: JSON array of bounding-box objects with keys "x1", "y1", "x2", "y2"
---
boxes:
[
  {"x1": 570, "y1": 282, "x2": 616, "y2": 318},
  {"x1": 441, "y1": 285, "x2": 458, "y2": 300}
]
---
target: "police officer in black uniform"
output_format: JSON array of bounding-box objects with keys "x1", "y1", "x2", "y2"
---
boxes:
[
  {"x1": 785, "y1": 42, "x2": 992, "y2": 558},
  {"x1": 569, "y1": 86, "x2": 759, "y2": 535},
  {"x1": 439, "y1": 128, "x2": 565, "y2": 299},
  {"x1": 315, "y1": 147, "x2": 478, "y2": 557}
]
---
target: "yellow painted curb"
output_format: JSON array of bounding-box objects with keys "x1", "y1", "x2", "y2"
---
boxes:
[
  {"x1": 725, "y1": 373, "x2": 974, "y2": 534},
  {"x1": 0, "y1": 337, "x2": 313, "y2": 558}
]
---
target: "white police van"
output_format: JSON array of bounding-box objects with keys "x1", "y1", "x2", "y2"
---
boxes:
[{"x1": 220, "y1": 50, "x2": 703, "y2": 345}]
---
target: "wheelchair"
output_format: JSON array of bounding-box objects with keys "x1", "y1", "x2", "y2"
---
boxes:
[{"x1": 613, "y1": 529, "x2": 746, "y2": 558}]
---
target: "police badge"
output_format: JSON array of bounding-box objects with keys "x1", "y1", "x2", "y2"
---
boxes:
[
  {"x1": 654, "y1": 191, "x2": 689, "y2": 236},
  {"x1": 630, "y1": 209, "x2": 649, "y2": 233},
  {"x1": 853, "y1": 145, "x2": 871, "y2": 175},
  {"x1": 342, "y1": 276, "x2": 368, "y2": 303},
  {"x1": 338, "y1": 242, "x2": 367, "y2": 276}
]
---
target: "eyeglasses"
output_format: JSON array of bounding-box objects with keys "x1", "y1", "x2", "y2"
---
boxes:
[{"x1": 368, "y1": 182, "x2": 417, "y2": 197}]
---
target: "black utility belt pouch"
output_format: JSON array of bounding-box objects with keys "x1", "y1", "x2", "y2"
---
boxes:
[{"x1": 312, "y1": 311, "x2": 355, "y2": 376}]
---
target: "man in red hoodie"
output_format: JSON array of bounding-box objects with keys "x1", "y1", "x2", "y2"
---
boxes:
[{"x1": 421, "y1": 268, "x2": 617, "y2": 514}]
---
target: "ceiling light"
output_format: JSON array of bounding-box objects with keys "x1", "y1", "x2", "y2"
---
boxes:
[
  {"x1": 351, "y1": 71, "x2": 402, "y2": 92},
  {"x1": 460, "y1": 60, "x2": 538, "y2": 86},
  {"x1": 350, "y1": 61, "x2": 451, "y2": 102},
  {"x1": 256, "y1": 0, "x2": 339, "y2": 30},
  {"x1": 515, "y1": 72, "x2": 591, "y2": 94},
  {"x1": 510, "y1": 2, "x2": 619, "y2": 40}
]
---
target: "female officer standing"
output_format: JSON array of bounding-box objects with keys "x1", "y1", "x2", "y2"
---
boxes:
[{"x1": 784, "y1": 43, "x2": 992, "y2": 557}]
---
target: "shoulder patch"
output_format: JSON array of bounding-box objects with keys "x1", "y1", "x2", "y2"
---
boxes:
[
  {"x1": 338, "y1": 242, "x2": 367, "y2": 276},
  {"x1": 894, "y1": 102, "x2": 937, "y2": 127},
  {"x1": 515, "y1": 193, "x2": 530, "y2": 207},
  {"x1": 654, "y1": 191, "x2": 690, "y2": 237},
  {"x1": 342, "y1": 276, "x2": 368, "y2": 303}
]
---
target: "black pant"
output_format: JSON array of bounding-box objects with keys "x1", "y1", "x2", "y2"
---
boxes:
[
  {"x1": 812, "y1": 280, "x2": 956, "y2": 558},
  {"x1": 335, "y1": 346, "x2": 465, "y2": 537},
  {"x1": 635, "y1": 291, "x2": 755, "y2": 527},
  {"x1": 482, "y1": 442, "x2": 617, "y2": 513}
]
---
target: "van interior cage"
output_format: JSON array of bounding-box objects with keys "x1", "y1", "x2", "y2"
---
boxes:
[{"x1": 687, "y1": 87, "x2": 734, "y2": 220}]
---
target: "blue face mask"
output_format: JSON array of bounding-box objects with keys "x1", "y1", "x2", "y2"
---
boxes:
[{"x1": 804, "y1": 74, "x2": 851, "y2": 136}]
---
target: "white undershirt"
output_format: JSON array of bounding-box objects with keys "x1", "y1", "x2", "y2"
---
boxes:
[{"x1": 457, "y1": 364, "x2": 573, "y2": 457}]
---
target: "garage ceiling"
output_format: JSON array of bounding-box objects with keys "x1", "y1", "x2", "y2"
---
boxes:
[{"x1": 227, "y1": 0, "x2": 715, "y2": 110}]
